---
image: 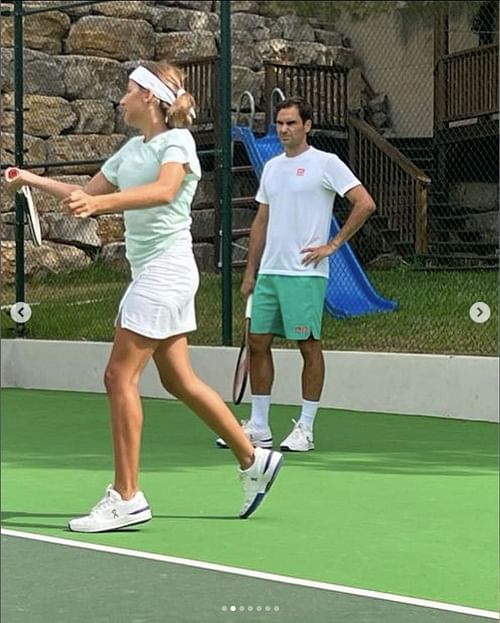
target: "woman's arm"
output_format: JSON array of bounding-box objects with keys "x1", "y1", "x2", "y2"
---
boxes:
[
  {"x1": 5, "y1": 168, "x2": 117, "y2": 199},
  {"x1": 65, "y1": 162, "x2": 186, "y2": 217},
  {"x1": 83, "y1": 172, "x2": 118, "y2": 196}
]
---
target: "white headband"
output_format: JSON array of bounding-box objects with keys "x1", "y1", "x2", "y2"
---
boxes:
[{"x1": 129, "y1": 66, "x2": 196, "y2": 118}]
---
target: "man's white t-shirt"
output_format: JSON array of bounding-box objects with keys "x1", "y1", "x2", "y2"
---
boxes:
[{"x1": 255, "y1": 146, "x2": 361, "y2": 278}]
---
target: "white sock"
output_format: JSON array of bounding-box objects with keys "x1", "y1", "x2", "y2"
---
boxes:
[
  {"x1": 298, "y1": 399, "x2": 319, "y2": 430},
  {"x1": 250, "y1": 395, "x2": 271, "y2": 429}
]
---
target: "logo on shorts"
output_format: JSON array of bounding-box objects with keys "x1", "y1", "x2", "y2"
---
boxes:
[
  {"x1": 295, "y1": 325, "x2": 309, "y2": 335},
  {"x1": 296, "y1": 168, "x2": 305, "y2": 176}
]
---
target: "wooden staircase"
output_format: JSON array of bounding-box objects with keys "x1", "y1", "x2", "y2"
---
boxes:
[
  {"x1": 347, "y1": 116, "x2": 431, "y2": 262},
  {"x1": 393, "y1": 139, "x2": 499, "y2": 269}
]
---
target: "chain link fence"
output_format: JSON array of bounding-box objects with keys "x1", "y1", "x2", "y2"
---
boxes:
[
  {"x1": 229, "y1": 0, "x2": 498, "y2": 355},
  {"x1": 1, "y1": 0, "x2": 223, "y2": 344},
  {"x1": 1, "y1": 0, "x2": 498, "y2": 355}
]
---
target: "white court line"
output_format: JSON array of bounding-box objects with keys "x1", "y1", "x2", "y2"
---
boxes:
[{"x1": 2, "y1": 528, "x2": 498, "y2": 620}]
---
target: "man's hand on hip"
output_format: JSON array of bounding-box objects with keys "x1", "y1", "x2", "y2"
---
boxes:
[{"x1": 301, "y1": 242, "x2": 339, "y2": 268}]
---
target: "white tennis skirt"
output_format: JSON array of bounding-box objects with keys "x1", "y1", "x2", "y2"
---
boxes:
[{"x1": 116, "y1": 236, "x2": 199, "y2": 340}]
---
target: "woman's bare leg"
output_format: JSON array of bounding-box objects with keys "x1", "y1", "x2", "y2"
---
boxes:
[
  {"x1": 153, "y1": 334, "x2": 254, "y2": 469},
  {"x1": 104, "y1": 326, "x2": 158, "y2": 499}
]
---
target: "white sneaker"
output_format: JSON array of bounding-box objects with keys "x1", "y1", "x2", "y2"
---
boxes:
[
  {"x1": 239, "y1": 447, "x2": 283, "y2": 519},
  {"x1": 68, "y1": 485, "x2": 152, "y2": 533},
  {"x1": 280, "y1": 420, "x2": 315, "y2": 452},
  {"x1": 216, "y1": 419, "x2": 273, "y2": 449}
]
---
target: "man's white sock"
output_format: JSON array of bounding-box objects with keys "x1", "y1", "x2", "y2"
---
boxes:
[
  {"x1": 298, "y1": 399, "x2": 319, "y2": 430},
  {"x1": 250, "y1": 395, "x2": 271, "y2": 429}
]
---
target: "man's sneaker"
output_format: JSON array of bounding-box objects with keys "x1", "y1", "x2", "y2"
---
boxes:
[
  {"x1": 239, "y1": 447, "x2": 283, "y2": 519},
  {"x1": 68, "y1": 485, "x2": 152, "y2": 533},
  {"x1": 280, "y1": 420, "x2": 315, "y2": 452},
  {"x1": 216, "y1": 419, "x2": 273, "y2": 449}
]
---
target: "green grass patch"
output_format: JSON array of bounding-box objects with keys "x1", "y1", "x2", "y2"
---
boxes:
[{"x1": 2, "y1": 264, "x2": 497, "y2": 355}]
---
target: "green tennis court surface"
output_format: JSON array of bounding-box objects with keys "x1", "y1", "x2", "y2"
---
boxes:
[{"x1": 1, "y1": 389, "x2": 498, "y2": 622}]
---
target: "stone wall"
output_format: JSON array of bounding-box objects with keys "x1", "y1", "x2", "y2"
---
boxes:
[
  {"x1": 450, "y1": 182, "x2": 499, "y2": 244},
  {"x1": 1, "y1": 0, "x2": 384, "y2": 283}
]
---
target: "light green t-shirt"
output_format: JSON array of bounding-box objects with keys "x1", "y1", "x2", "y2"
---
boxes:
[{"x1": 101, "y1": 128, "x2": 201, "y2": 273}]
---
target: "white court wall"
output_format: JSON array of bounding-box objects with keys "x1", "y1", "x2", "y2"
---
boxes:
[{"x1": 1, "y1": 339, "x2": 498, "y2": 423}]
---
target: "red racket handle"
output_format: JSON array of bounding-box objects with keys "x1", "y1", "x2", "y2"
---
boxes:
[{"x1": 6, "y1": 167, "x2": 20, "y2": 180}]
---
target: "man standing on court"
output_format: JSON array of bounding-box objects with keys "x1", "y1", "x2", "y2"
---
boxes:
[{"x1": 218, "y1": 96, "x2": 376, "y2": 452}]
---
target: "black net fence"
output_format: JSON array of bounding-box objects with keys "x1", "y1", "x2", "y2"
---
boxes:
[
  {"x1": 228, "y1": 0, "x2": 498, "y2": 355},
  {"x1": 1, "y1": 0, "x2": 223, "y2": 344},
  {"x1": 1, "y1": 0, "x2": 498, "y2": 355}
]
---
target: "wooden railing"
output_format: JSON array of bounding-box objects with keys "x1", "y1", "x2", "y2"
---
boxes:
[
  {"x1": 264, "y1": 61, "x2": 348, "y2": 129},
  {"x1": 348, "y1": 116, "x2": 431, "y2": 254},
  {"x1": 438, "y1": 44, "x2": 498, "y2": 125},
  {"x1": 179, "y1": 56, "x2": 219, "y2": 126}
]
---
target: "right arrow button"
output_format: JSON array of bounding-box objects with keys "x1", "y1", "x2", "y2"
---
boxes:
[{"x1": 469, "y1": 302, "x2": 491, "y2": 324}]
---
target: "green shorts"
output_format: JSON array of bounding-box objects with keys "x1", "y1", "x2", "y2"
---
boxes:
[{"x1": 251, "y1": 274, "x2": 328, "y2": 341}]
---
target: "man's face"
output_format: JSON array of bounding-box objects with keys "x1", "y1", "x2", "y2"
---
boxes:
[{"x1": 276, "y1": 106, "x2": 311, "y2": 149}]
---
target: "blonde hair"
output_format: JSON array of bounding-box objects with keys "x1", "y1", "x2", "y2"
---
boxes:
[{"x1": 141, "y1": 61, "x2": 196, "y2": 128}]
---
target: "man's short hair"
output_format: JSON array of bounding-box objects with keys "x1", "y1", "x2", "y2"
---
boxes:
[{"x1": 276, "y1": 96, "x2": 313, "y2": 125}]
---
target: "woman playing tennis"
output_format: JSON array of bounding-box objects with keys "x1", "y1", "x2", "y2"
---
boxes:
[{"x1": 5, "y1": 61, "x2": 283, "y2": 532}]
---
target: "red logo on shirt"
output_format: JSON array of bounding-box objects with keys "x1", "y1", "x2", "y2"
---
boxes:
[{"x1": 296, "y1": 168, "x2": 305, "y2": 176}]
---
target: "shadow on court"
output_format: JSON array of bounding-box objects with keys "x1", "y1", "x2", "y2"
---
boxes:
[
  {"x1": 2, "y1": 389, "x2": 498, "y2": 615},
  {"x1": 1, "y1": 510, "x2": 238, "y2": 531}
]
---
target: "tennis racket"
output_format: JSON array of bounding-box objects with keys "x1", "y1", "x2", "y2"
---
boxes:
[
  {"x1": 5, "y1": 167, "x2": 42, "y2": 246},
  {"x1": 232, "y1": 294, "x2": 253, "y2": 405}
]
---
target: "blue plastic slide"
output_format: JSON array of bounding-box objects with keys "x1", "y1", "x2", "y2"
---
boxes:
[{"x1": 232, "y1": 124, "x2": 399, "y2": 319}]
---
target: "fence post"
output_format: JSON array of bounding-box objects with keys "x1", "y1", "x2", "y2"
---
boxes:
[
  {"x1": 415, "y1": 183, "x2": 428, "y2": 255},
  {"x1": 213, "y1": 57, "x2": 222, "y2": 273},
  {"x1": 220, "y1": 0, "x2": 232, "y2": 345},
  {"x1": 14, "y1": 0, "x2": 26, "y2": 337},
  {"x1": 433, "y1": 12, "x2": 450, "y2": 215},
  {"x1": 433, "y1": 12, "x2": 449, "y2": 134},
  {"x1": 264, "y1": 63, "x2": 273, "y2": 127},
  {"x1": 347, "y1": 116, "x2": 357, "y2": 174}
]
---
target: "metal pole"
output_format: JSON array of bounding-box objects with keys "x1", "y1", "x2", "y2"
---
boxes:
[
  {"x1": 21, "y1": 1, "x2": 102, "y2": 16},
  {"x1": 220, "y1": 0, "x2": 232, "y2": 345},
  {"x1": 14, "y1": 0, "x2": 26, "y2": 337}
]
